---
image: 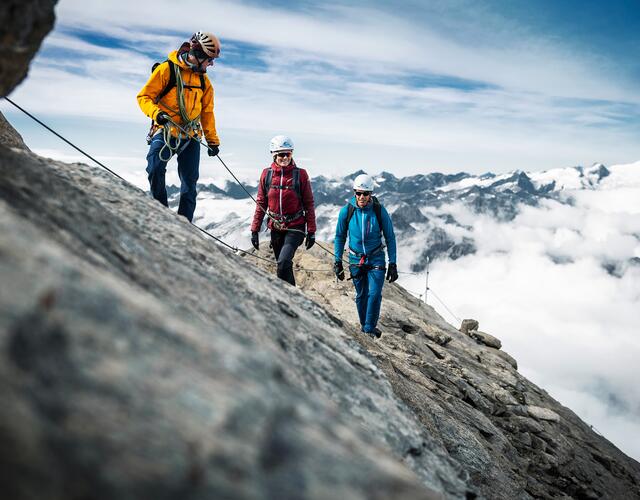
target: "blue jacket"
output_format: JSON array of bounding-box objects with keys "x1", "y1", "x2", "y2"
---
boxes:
[{"x1": 334, "y1": 197, "x2": 397, "y2": 265}]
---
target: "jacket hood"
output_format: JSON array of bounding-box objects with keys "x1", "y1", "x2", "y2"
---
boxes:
[{"x1": 168, "y1": 50, "x2": 190, "y2": 70}]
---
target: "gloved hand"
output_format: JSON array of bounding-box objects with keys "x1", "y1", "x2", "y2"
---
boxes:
[
  {"x1": 386, "y1": 263, "x2": 398, "y2": 283},
  {"x1": 155, "y1": 111, "x2": 170, "y2": 125},
  {"x1": 305, "y1": 232, "x2": 315, "y2": 250},
  {"x1": 251, "y1": 231, "x2": 259, "y2": 250},
  {"x1": 208, "y1": 144, "x2": 219, "y2": 157},
  {"x1": 334, "y1": 261, "x2": 345, "y2": 281}
]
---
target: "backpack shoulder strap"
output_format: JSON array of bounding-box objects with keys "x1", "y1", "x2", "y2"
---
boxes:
[
  {"x1": 262, "y1": 168, "x2": 273, "y2": 195},
  {"x1": 372, "y1": 196, "x2": 383, "y2": 233},
  {"x1": 155, "y1": 60, "x2": 176, "y2": 103},
  {"x1": 292, "y1": 167, "x2": 302, "y2": 201},
  {"x1": 345, "y1": 203, "x2": 356, "y2": 229},
  {"x1": 199, "y1": 73, "x2": 205, "y2": 90}
]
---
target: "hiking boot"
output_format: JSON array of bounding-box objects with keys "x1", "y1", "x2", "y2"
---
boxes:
[{"x1": 373, "y1": 328, "x2": 382, "y2": 338}]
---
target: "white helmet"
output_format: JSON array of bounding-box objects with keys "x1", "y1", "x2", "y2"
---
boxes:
[
  {"x1": 191, "y1": 31, "x2": 221, "y2": 59},
  {"x1": 270, "y1": 135, "x2": 294, "y2": 153},
  {"x1": 353, "y1": 173, "x2": 374, "y2": 192}
]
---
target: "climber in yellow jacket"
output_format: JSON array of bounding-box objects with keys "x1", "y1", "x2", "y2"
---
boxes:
[{"x1": 137, "y1": 31, "x2": 221, "y2": 222}]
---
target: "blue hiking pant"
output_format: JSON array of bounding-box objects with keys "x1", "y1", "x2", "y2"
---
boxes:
[
  {"x1": 146, "y1": 133, "x2": 200, "y2": 222},
  {"x1": 350, "y1": 259, "x2": 386, "y2": 333}
]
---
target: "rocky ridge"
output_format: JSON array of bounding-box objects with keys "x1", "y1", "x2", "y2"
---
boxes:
[
  {"x1": 0, "y1": 0, "x2": 57, "y2": 96},
  {"x1": 3, "y1": 117, "x2": 640, "y2": 499},
  {"x1": 0, "y1": 120, "x2": 465, "y2": 500},
  {"x1": 253, "y1": 247, "x2": 640, "y2": 499},
  {"x1": 2, "y1": 3, "x2": 639, "y2": 497}
]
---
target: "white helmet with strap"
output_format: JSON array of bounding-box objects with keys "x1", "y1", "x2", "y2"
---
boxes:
[
  {"x1": 191, "y1": 31, "x2": 221, "y2": 59},
  {"x1": 353, "y1": 173, "x2": 374, "y2": 192},
  {"x1": 270, "y1": 135, "x2": 294, "y2": 153}
]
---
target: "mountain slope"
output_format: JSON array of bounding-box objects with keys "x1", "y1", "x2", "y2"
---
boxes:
[
  {"x1": 0, "y1": 120, "x2": 467, "y2": 499},
  {"x1": 2, "y1": 115, "x2": 639, "y2": 498},
  {"x1": 254, "y1": 248, "x2": 640, "y2": 499}
]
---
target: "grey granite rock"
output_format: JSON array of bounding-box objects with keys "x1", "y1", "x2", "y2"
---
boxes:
[
  {"x1": 0, "y1": 112, "x2": 28, "y2": 150},
  {"x1": 459, "y1": 319, "x2": 479, "y2": 335},
  {"x1": 291, "y1": 240, "x2": 640, "y2": 499},
  {"x1": 0, "y1": 0, "x2": 57, "y2": 97},
  {"x1": 1, "y1": 115, "x2": 639, "y2": 499},
  {"x1": 469, "y1": 330, "x2": 502, "y2": 350},
  {"x1": 0, "y1": 135, "x2": 461, "y2": 498}
]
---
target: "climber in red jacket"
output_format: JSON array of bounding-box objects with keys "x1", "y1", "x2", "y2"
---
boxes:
[{"x1": 250, "y1": 135, "x2": 316, "y2": 286}]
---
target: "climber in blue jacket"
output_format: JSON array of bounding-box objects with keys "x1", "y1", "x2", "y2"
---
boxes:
[{"x1": 334, "y1": 173, "x2": 398, "y2": 338}]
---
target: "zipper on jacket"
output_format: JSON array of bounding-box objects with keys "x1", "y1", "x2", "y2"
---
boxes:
[
  {"x1": 279, "y1": 169, "x2": 283, "y2": 218},
  {"x1": 361, "y1": 209, "x2": 366, "y2": 256}
]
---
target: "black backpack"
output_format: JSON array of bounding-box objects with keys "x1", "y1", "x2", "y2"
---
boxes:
[
  {"x1": 344, "y1": 196, "x2": 383, "y2": 233},
  {"x1": 146, "y1": 60, "x2": 206, "y2": 144},
  {"x1": 262, "y1": 167, "x2": 302, "y2": 201}
]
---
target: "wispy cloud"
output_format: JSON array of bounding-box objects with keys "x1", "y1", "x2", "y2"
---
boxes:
[{"x1": 3, "y1": 0, "x2": 639, "y2": 178}]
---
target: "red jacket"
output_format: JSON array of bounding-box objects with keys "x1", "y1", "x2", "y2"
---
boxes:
[{"x1": 251, "y1": 162, "x2": 316, "y2": 233}]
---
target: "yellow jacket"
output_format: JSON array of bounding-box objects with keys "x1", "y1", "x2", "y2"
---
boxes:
[{"x1": 137, "y1": 50, "x2": 219, "y2": 145}]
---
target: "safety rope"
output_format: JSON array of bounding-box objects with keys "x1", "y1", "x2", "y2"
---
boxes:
[
  {"x1": 1, "y1": 97, "x2": 281, "y2": 269},
  {"x1": 428, "y1": 288, "x2": 462, "y2": 324},
  {"x1": 405, "y1": 286, "x2": 462, "y2": 326},
  {"x1": 2, "y1": 97, "x2": 396, "y2": 277},
  {"x1": 3, "y1": 97, "x2": 128, "y2": 183},
  {"x1": 161, "y1": 116, "x2": 353, "y2": 266}
]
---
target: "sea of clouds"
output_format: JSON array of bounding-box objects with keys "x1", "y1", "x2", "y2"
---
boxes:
[{"x1": 400, "y1": 162, "x2": 640, "y2": 460}]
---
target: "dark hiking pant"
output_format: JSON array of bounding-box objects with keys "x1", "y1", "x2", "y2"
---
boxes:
[
  {"x1": 146, "y1": 133, "x2": 200, "y2": 222},
  {"x1": 271, "y1": 226, "x2": 305, "y2": 286}
]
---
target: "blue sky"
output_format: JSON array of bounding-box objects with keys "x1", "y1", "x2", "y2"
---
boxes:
[{"x1": 2, "y1": 0, "x2": 639, "y2": 184}]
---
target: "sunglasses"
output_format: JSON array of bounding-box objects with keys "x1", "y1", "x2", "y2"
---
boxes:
[
  {"x1": 276, "y1": 152, "x2": 292, "y2": 158},
  {"x1": 354, "y1": 191, "x2": 371, "y2": 197},
  {"x1": 192, "y1": 49, "x2": 214, "y2": 63}
]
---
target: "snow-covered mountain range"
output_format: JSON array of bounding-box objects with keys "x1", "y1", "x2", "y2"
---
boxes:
[{"x1": 178, "y1": 161, "x2": 640, "y2": 279}]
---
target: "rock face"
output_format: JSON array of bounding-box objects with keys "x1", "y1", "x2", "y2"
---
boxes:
[
  {"x1": 0, "y1": 119, "x2": 466, "y2": 499},
  {"x1": 0, "y1": 0, "x2": 57, "y2": 97},
  {"x1": 270, "y1": 249, "x2": 640, "y2": 499},
  {"x1": 2, "y1": 112, "x2": 640, "y2": 500},
  {"x1": 0, "y1": 112, "x2": 28, "y2": 150},
  {"x1": 1, "y1": 13, "x2": 640, "y2": 497}
]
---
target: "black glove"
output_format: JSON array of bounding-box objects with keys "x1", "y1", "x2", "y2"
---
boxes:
[
  {"x1": 155, "y1": 111, "x2": 170, "y2": 125},
  {"x1": 386, "y1": 263, "x2": 398, "y2": 283},
  {"x1": 251, "y1": 232, "x2": 259, "y2": 250},
  {"x1": 208, "y1": 144, "x2": 219, "y2": 157},
  {"x1": 334, "y1": 261, "x2": 345, "y2": 281},
  {"x1": 305, "y1": 232, "x2": 315, "y2": 250}
]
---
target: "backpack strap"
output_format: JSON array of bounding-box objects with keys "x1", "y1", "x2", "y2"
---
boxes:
[
  {"x1": 372, "y1": 196, "x2": 383, "y2": 233},
  {"x1": 182, "y1": 73, "x2": 206, "y2": 90},
  {"x1": 345, "y1": 197, "x2": 383, "y2": 233},
  {"x1": 262, "y1": 168, "x2": 273, "y2": 196},
  {"x1": 292, "y1": 167, "x2": 302, "y2": 201},
  {"x1": 154, "y1": 60, "x2": 177, "y2": 103},
  {"x1": 345, "y1": 203, "x2": 356, "y2": 229},
  {"x1": 262, "y1": 167, "x2": 302, "y2": 201}
]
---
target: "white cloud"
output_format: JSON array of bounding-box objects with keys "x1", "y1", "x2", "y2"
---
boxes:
[
  {"x1": 2, "y1": 0, "x2": 636, "y2": 177},
  {"x1": 400, "y1": 166, "x2": 640, "y2": 460}
]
